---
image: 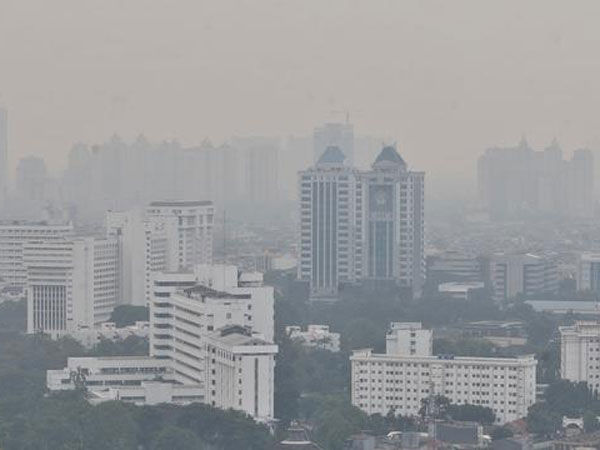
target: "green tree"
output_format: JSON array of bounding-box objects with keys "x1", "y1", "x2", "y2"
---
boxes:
[
  {"x1": 82, "y1": 401, "x2": 138, "y2": 450},
  {"x1": 491, "y1": 426, "x2": 514, "y2": 441},
  {"x1": 584, "y1": 411, "x2": 600, "y2": 433},
  {"x1": 527, "y1": 403, "x2": 561, "y2": 437},
  {"x1": 447, "y1": 404, "x2": 495, "y2": 425},
  {"x1": 151, "y1": 426, "x2": 205, "y2": 450},
  {"x1": 109, "y1": 305, "x2": 149, "y2": 327}
]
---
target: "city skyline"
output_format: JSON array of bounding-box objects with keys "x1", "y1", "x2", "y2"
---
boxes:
[{"x1": 3, "y1": 1, "x2": 600, "y2": 192}]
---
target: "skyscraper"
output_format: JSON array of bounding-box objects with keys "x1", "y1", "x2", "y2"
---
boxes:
[
  {"x1": 0, "y1": 108, "x2": 7, "y2": 209},
  {"x1": 313, "y1": 122, "x2": 354, "y2": 165},
  {"x1": 298, "y1": 146, "x2": 362, "y2": 299},
  {"x1": 298, "y1": 145, "x2": 425, "y2": 299},
  {"x1": 361, "y1": 147, "x2": 425, "y2": 295}
]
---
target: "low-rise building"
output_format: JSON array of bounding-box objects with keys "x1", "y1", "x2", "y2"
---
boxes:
[
  {"x1": 350, "y1": 323, "x2": 537, "y2": 425},
  {"x1": 47, "y1": 356, "x2": 172, "y2": 391},
  {"x1": 286, "y1": 325, "x2": 341, "y2": 352},
  {"x1": 489, "y1": 253, "x2": 558, "y2": 302},
  {"x1": 438, "y1": 281, "x2": 486, "y2": 301},
  {"x1": 69, "y1": 321, "x2": 150, "y2": 349},
  {"x1": 460, "y1": 321, "x2": 528, "y2": 348}
]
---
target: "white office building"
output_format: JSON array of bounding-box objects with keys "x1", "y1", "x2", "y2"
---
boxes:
[
  {"x1": 205, "y1": 325, "x2": 277, "y2": 421},
  {"x1": 25, "y1": 236, "x2": 120, "y2": 337},
  {"x1": 286, "y1": 324, "x2": 341, "y2": 352},
  {"x1": 560, "y1": 321, "x2": 600, "y2": 392},
  {"x1": 489, "y1": 253, "x2": 558, "y2": 302},
  {"x1": 49, "y1": 265, "x2": 277, "y2": 421},
  {"x1": 106, "y1": 209, "x2": 168, "y2": 306},
  {"x1": 146, "y1": 200, "x2": 213, "y2": 272},
  {"x1": 0, "y1": 221, "x2": 73, "y2": 286},
  {"x1": 151, "y1": 266, "x2": 275, "y2": 386},
  {"x1": 351, "y1": 323, "x2": 537, "y2": 425}
]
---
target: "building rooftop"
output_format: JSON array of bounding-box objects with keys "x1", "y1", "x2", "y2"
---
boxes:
[
  {"x1": 182, "y1": 284, "x2": 251, "y2": 299},
  {"x1": 208, "y1": 325, "x2": 271, "y2": 347},
  {"x1": 317, "y1": 146, "x2": 346, "y2": 165},
  {"x1": 373, "y1": 146, "x2": 407, "y2": 168}
]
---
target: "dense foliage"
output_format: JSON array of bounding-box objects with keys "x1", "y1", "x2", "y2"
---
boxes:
[
  {"x1": 109, "y1": 305, "x2": 150, "y2": 327},
  {"x1": 527, "y1": 380, "x2": 600, "y2": 437},
  {"x1": 0, "y1": 328, "x2": 272, "y2": 450}
]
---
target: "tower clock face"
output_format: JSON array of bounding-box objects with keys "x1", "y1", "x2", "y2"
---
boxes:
[{"x1": 370, "y1": 185, "x2": 392, "y2": 212}]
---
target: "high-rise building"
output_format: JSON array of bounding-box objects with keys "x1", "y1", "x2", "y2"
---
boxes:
[
  {"x1": 351, "y1": 323, "x2": 537, "y2": 425},
  {"x1": 489, "y1": 253, "x2": 559, "y2": 302},
  {"x1": 0, "y1": 221, "x2": 73, "y2": 286},
  {"x1": 313, "y1": 122, "x2": 354, "y2": 165},
  {"x1": 577, "y1": 253, "x2": 600, "y2": 294},
  {"x1": 361, "y1": 146, "x2": 425, "y2": 295},
  {"x1": 0, "y1": 107, "x2": 7, "y2": 210},
  {"x1": 298, "y1": 145, "x2": 425, "y2": 300},
  {"x1": 298, "y1": 146, "x2": 362, "y2": 299},
  {"x1": 25, "y1": 236, "x2": 120, "y2": 337},
  {"x1": 560, "y1": 321, "x2": 600, "y2": 391},
  {"x1": 477, "y1": 139, "x2": 594, "y2": 220},
  {"x1": 15, "y1": 156, "x2": 48, "y2": 202},
  {"x1": 146, "y1": 200, "x2": 213, "y2": 271},
  {"x1": 106, "y1": 209, "x2": 168, "y2": 306}
]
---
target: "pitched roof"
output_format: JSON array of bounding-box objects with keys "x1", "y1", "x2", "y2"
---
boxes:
[
  {"x1": 317, "y1": 146, "x2": 346, "y2": 165},
  {"x1": 373, "y1": 146, "x2": 406, "y2": 167}
]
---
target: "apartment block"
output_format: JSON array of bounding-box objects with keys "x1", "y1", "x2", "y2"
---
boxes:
[{"x1": 351, "y1": 323, "x2": 537, "y2": 425}]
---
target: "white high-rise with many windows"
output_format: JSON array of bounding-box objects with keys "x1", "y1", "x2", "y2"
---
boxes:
[
  {"x1": 146, "y1": 200, "x2": 213, "y2": 271},
  {"x1": 106, "y1": 209, "x2": 168, "y2": 306},
  {"x1": 25, "y1": 236, "x2": 120, "y2": 337},
  {"x1": 0, "y1": 221, "x2": 73, "y2": 287}
]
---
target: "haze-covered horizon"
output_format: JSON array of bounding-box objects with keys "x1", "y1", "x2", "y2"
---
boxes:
[{"x1": 2, "y1": 0, "x2": 600, "y2": 191}]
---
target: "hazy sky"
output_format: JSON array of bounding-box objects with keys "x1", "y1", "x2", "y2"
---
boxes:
[{"x1": 1, "y1": 0, "x2": 600, "y2": 187}]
